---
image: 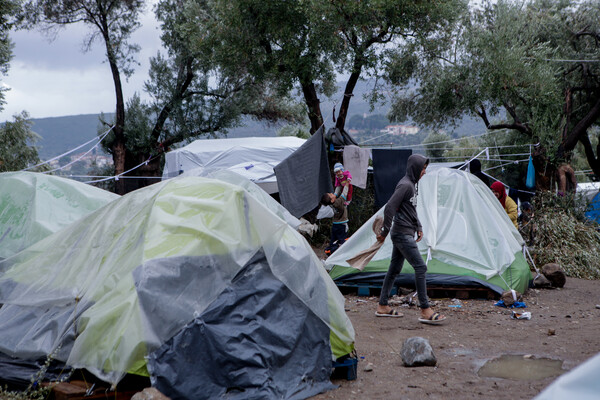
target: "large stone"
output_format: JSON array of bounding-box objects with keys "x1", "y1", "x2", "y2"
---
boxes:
[
  {"x1": 533, "y1": 273, "x2": 552, "y2": 288},
  {"x1": 131, "y1": 388, "x2": 171, "y2": 400},
  {"x1": 401, "y1": 337, "x2": 437, "y2": 367},
  {"x1": 500, "y1": 290, "x2": 522, "y2": 306},
  {"x1": 542, "y1": 263, "x2": 566, "y2": 288}
]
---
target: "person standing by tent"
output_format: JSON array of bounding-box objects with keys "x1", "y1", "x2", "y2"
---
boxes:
[
  {"x1": 321, "y1": 192, "x2": 349, "y2": 256},
  {"x1": 375, "y1": 154, "x2": 446, "y2": 324},
  {"x1": 468, "y1": 159, "x2": 491, "y2": 187},
  {"x1": 491, "y1": 181, "x2": 518, "y2": 229}
]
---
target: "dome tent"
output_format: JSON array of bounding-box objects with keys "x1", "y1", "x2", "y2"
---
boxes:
[
  {"x1": 325, "y1": 167, "x2": 531, "y2": 295},
  {"x1": 0, "y1": 177, "x2": 354, "y2": 399},
  {"x1": 0, "y1": 171, "x2": 119, "y2": 260}
]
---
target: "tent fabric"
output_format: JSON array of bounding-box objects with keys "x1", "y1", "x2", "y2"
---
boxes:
[
  {"x1": 0, "y1": 171, "x2": 119, "y2": 260},
  {"x1": 534, "y1": 352, "x2": 600, "y2": 400},
  {"x1": 0, "y1": 176, "x2": 354, "y2": 396},
  {"x1": 325, "y1": 168, "x2": 530, "y2": 294},
  {"x1": 372, "y1": 149, "x2": 412, "y2": 209},
  {"x1": 178, "y1": 168, "x2": 300, "y2": 229},
  {"x1": 146, "y1": 251, "x2": 335, "y2": 400},
  {"x1": 275, "y1": 126, "x2": 333, "y2": 218},
  {"x1": 161, "y1": 137, "x2": 305, "y2": 193},
  {"x1": 584, "y1": 191, "x2": 600, "y2": 224}
]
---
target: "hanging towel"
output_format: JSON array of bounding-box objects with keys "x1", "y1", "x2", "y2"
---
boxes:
[{"x1": 343, "y1": 145, "x2": 371, "y2": 189}]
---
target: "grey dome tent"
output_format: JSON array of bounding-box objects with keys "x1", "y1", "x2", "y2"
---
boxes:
[{"x1": 0, "y1": 176, "x2": 355, "y2": 399}]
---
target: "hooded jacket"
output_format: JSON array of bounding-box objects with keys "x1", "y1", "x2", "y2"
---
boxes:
[{"x1": 381, "y1": 154, "x2": 429, "y2": 237}]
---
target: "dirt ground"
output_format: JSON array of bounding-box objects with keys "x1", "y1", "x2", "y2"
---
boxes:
[{"x1": 311, "y1": 276, "x2": 600, "y2": 400}]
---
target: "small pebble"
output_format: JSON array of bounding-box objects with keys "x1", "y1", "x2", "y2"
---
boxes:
[{"x1": 363, "y1": 362, "x2": 374, "y2": 372}]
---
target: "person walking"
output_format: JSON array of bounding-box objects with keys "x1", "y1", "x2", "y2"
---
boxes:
[{"x1": 375, "y1": 154, "x2": 446, "y2": 324}]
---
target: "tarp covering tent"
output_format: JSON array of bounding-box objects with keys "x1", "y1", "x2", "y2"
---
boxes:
[
  {"x1": 325, "y1": 168, "x2": 531, "y2": 294},
  {"x1": 534, "y1": 352, "x2": 600, "y2": 400},
  {"x1": 161, "y1": 137, "x2": 306, "y2": 194},
  {"x1": 179, "y1": 168, "x2": 300, "y2": 229},
  {"x1": 584, "y1": 191, "x2": 600, "y2": 225},
  {"x1": 0, "y1": 176, "x2": 354, "y2": 399},
  {"x1": 0, "y1": 171, "x2": 119, "y2": 260}
]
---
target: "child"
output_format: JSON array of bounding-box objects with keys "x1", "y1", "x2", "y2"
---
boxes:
[
  {"x1": 321, "y1": 192, "x2": 348, "y2": 256},
  {"x1": 333, "y1": 163, "x2": 353, "y2": 206}
]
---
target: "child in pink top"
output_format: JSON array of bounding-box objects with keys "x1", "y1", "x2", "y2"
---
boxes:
[{"x1": 333, "y1": 163, "x2": 353, "y2": 205}]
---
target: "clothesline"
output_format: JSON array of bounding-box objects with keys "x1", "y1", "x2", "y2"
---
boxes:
[{"x1": 22, "y1": 126, "x2": 114, "y2": 172}]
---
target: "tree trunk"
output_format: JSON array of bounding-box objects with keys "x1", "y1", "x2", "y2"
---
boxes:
[
  {"x1": 300, "y1": 81, "x2": 324, "y2": 134},
  {"x1": 103, "y1": 29, "x2": 127, "y2": 194},
  {"x1": 335, "y1": 70, "x2": 360, "y2": 132}
]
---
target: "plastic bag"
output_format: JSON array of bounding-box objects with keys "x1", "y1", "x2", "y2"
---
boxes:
[{"x1": 526, "y1": 156, "x2": 535, "y2": 189}]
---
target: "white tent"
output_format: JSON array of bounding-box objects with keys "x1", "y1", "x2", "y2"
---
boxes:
[
  {"x1": 162, "y1": 137, "x2": 306, "y2": 193},
  {"x1": 534, "y1": 353, "x2": 600, "y2": 400},
  {"x1": 325, "y1": 168, "x2": 531, "y2": 294}
]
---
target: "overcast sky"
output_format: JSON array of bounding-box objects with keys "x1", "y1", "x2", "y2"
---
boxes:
[{"x1": 0, "y1": 7, "x2": 163, "y2": 122}]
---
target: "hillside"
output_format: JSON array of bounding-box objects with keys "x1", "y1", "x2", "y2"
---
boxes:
[{"x1": 27, "y1": 81, "x2": 484, "y2": 160}]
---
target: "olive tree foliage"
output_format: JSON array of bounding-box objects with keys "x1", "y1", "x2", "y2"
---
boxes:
[
  {"x1": 19, "y1": 0, "x2": 145, "y2": 194},
  {"x1": 0, "y1": 0, "x2": 18, "y2": 110},
  {"x1": 95, "y1": 0, "x2": 304, "y2": 192},
  {"x1": 0, "y1": 112, "x2": 41, "y2": 171},
  {"x1": 182, "y1": 0, "x2": 466, "y2": 135},
  {"x1": 387, "y1": 0, "x2": 600, "y2": 187}
]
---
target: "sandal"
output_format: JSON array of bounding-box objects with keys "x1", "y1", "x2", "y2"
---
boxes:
[
  {"x1": 375, "y1": 309, "x2": 404, "y2": 318},
  {"x1": 418, "y1": 312, "x2": 446, "y2": 325}
]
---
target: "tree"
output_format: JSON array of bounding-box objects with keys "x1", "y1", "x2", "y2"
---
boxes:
[
  {"x1": 0, "y1": 111, "x2": 41, "y2": 171},
  {"x1": 423, "y1": 131, "x2": 453, "y2": 162},
  {"x1": 0, "y1": 0, "x2": 19, "y2": 110},
  {"x1": 96, "y1": 0, "x2": 304, "y2": 192},
  {"x1": 20, "y1": 0, "x2": 145, "y2": 194},
  {"x1": 386, "y1": 0, "x2": 600, "y2": 188},
  {"x1": 183, "y1": 0, "x2": 466, "y2": 135}
]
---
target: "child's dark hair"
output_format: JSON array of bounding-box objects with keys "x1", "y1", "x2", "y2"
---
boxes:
[{"x1": 321, "y1": 193, "x2": 332, "y2": 205}]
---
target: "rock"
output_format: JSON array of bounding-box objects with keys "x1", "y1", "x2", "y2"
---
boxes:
[
  {"x1": 533, "y1": 274, "x2": 552, "y2": 288},
  {"x1": 500, "y1": 290, "x2": 522, "y2": 307},
  {"x1": 548, "y1": 329, "x2": 556, "y2": 336},
  {"x1": 401, "y1": 337, "x2": 437, "y2": 367},
  {"x1": 364, "y1": 362, "x2": 374, "y2": 372},
  {"x1": 131, "y1": 388, "x2": 171, "y2": 400},
  {"x1": 542, "y1": 263, "x2": 566, "y2": 288}
]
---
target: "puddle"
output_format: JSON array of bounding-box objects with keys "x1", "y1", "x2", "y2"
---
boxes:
[{"x1": 478, "y1": 355, "x2": 564, "y2": 380}]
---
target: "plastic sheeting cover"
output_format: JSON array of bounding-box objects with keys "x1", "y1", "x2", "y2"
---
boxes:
[
  {"x1": 0, "y1": 177, "x2": 354, "y2": 386},
  {"x1": 179, "y1": 168, "x2": 300, "y2": 229},
  {"x1": 146, "y1": 251, "x2": 335, "y2": 400},
  {"x1": 0, "y1": 171, "x2": 118, "y2": 259},
  {"x1": 326, "y1": 168, "x2": 525, "y2": 280}
]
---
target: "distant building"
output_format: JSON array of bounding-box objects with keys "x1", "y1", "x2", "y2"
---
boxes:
[{"x1": 380, "y1": 124, "x2": 419, "y2": 135}]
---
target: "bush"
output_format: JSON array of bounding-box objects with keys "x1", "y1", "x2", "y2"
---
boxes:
[{"x1": 531, "y1": 191, "x2": 600, "y2": 280}]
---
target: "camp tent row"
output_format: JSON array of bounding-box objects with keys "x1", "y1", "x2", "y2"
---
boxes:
[{"x1": 0, "y1": 174, "x2": 355, "y2": 399}]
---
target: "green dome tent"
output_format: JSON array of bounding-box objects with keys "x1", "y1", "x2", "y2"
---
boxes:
[
  {"x1": 325, "y1": 167, "x2": 531, "y2": 295},
  {"x1": 0, "y1": 171, "x2": 119, "y2": 260},
  {"x1": 0, "y1": 176, "x2": 354, "y2": 399}
]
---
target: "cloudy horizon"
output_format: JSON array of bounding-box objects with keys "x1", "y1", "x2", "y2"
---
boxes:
[{"x1": 0, "y1": 6, "x2": 163, "y2": 122}]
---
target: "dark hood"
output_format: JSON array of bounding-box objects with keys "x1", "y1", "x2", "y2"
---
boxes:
[
  {"x1": 405, "y1": 154, "x2": 429, "y2": 183},
  {"x1": 469, "y1": 159, "x2": 482, "y2": 173}
]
